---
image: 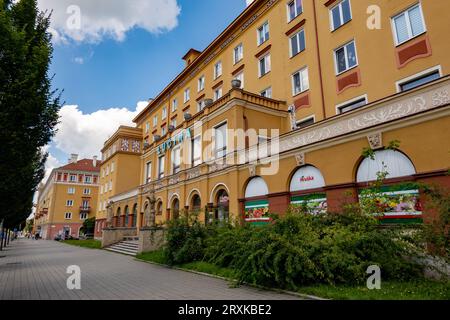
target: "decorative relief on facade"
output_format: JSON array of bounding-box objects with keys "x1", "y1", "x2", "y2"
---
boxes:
[
  {"x1": 249, "y1": 165, "x2": 257, "y2": 177},
  {"x1": 186, "y1": 167, "x2": 201, "y2": 180},
  {"x1": 367, "y1": 133, "x2": 383, "y2": 150},
  {"x1": 209, "y1": 161, "x2": 228, "y2": 173},
  {"x1": 279, "y1": 84, "x2": 449, "y2": 153},
  {"x1": 432, "y1": 89, "x2": 449, "y2": 107},
  {"x1": 121, "y1": 139, "x2": 129, "y2": 152},
  {"x1": 169, "y1": 174, "x2": 181, "y2": 186},
  {"x1": 295, "y1": 152, "x2": 305, "y2": 166},
  {"x1": 132, "y1": 140, "x2": 141, "y2": 153}
]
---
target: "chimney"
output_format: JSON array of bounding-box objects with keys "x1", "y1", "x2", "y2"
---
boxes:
[
  {"x1": 69, "y1": 154, "x2": 78, "y2": 164},
  {"x1": 93, "y1": 156, "x2": 98, "y2": 167}
]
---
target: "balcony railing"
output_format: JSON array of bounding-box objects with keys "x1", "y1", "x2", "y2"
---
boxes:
[{"x1": 79, "y1": 206, "x2": 91, "y2": 213}]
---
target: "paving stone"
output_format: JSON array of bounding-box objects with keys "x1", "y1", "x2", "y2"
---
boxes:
[{"x1": 0, "y1": 239, "x2": 301, "y2": 300}]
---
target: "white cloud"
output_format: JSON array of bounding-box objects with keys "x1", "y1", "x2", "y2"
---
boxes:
[
  {"x1": 38, "y1": 0, "x2": 181, "y2": 43},
  {"x1": 52, "y1": 102, "x2": 147, "y2": 160},
  {"x1": 246, "y1": 0, "x2": 254, "y2": 6},
  {"x1": 73, "y1": 57, "x2": 84, "y2": 64}
]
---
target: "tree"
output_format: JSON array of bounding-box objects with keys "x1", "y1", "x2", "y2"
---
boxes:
[
  {"x1": 80, "y1": 217, "x2": 96, "y2": 236},
  {"x1": 0, "y1": 0, "x2": 61, "y2": 228}
]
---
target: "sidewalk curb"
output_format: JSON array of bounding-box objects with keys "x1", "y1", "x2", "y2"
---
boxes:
[{"x1": 134, "y1": 257, "x2": 328, "y2": 301}]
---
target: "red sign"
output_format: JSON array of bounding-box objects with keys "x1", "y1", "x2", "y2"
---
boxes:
[{"x1": 300, "y1": 176, "x2": 314, "y2": 182}]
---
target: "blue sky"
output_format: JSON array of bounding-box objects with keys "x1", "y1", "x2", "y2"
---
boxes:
[
  {"x1": 39, "y1": 0, "x2": 250, "y2": 175},
  {"x1": 51, "y1": 0, "x2": 247, "y2": 112}
]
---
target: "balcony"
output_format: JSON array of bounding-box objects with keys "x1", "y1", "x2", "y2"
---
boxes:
[{"x1": 79, "y1": 206, "x2": 91, "y2": 213}]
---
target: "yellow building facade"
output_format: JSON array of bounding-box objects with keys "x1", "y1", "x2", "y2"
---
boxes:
[
  {"x1": 35, "y1": 155, "x2": 101, "y2": 240},
  {"x1": 95, "y1": 0, "x2": 450, "y2": 237}
]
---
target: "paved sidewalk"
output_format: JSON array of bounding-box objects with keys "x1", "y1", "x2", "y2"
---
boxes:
[{"x1": 0, "y1": 239, "x2": 301, "y2": 300}]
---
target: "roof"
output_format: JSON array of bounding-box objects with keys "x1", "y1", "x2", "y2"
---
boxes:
[
  {"x1": 182, "y1": 48, "x2": 202, "y2": 61},
  {"x1": 57, "y1": 159, "x2": 102, "y2": 173}
]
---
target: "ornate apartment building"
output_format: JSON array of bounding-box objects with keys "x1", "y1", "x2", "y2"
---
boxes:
[
  {"x1": 94, "y1": 0, "x2": 450, "y2": 238},
  {"x1": 35, "y1": 155, "x2": 101, "y2": 240}
]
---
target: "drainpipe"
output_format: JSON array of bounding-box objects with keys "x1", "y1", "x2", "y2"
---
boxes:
[{"x1": 312, "y1": 0, "x2": 327, "y2": 120}]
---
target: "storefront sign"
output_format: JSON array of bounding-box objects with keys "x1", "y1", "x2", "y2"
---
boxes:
[
  {"x1": 157, "y1": 129, "x2": 192, "y2": 155},
  {"x1": 291, "y1": 193, "x2": 327, "y2": 215},
  {"x1": 244, "y1": 200, "x2": 270, "y2": 224},
  {"x1": 358, "y1": 186, "x2": 423, "y2": 224}
]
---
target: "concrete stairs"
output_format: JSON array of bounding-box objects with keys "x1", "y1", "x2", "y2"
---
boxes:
[{"x1": 105, "y1": 240, "x2": 139, "y2": 256}]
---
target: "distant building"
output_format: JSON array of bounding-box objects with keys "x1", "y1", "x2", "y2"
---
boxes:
[{"x1": 34, "y1": 154, "x2": 101, "y2": 240}]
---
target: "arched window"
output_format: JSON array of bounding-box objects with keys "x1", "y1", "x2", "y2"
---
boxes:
[
  {"x1": 215, "y1": 190, "x2": 229, "y2": 222},
  {"x1": 244, "y1": 177, "x2": 269, "y2": 223},
  {"x1": 124, "y1": 206, "x2": 129, "y2": 227},
  {"x1": 290, "y1": 165, "x2": 326, "y2": 192},
  {"x1": 191, "y1": 194, "x2": 201, "y2": 211},
  {"x1": 289, "y1": 165, "x2": 327, "y2": 215},
  {"x1": 116, "y1": 208, "x2": 121, "y2": 227},
  {"x1": 357, "y1": 150, "x2": 422, "y2": 224},
  {"x1": 171, "y1": 198, "x2": 180, "y2": 220},
  {"x1": 132, "y1": 204, "x2": 138, "y2": 227},
  {"x1": 245, "y1": 177, "x2": 269, "y2": 198},
  {"x1": 156, "y1": 201, "x2": 163, "y2": 216},
  {"x1": 357, "y1": 149, "x2": 416, "y2": 183}
]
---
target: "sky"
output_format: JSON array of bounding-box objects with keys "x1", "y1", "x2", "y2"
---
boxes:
[{"x1": 38, "y1": 0, "x2": 253, "y2": 181}]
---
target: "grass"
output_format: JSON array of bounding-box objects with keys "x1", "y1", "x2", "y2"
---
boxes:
[
  {"x1": 298, "y1": 280, "x2": 450, "y2": 300},
  {"x1": 136, "y1": 250, "x2": 450, "y2": 300},
  {"x1": 136, "y1": 249, "x2": 167, "y2": 264},
  {"x1": 62, "y1": 239, "x2": 102, "y2": 249},
  {"x1": 136, "y1": 249, "x2": 236, "y2": 279}
]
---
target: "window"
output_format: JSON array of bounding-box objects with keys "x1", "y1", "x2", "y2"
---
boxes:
[
  {"x1": 198, "y1": 76, "x2": 205, "y2": 92},
  {"x1": 287, "y1": 0, "x2": 303, "y2": 22},
  {"x1": 67, "y1": 187, "x2": 75, "y2": 194},
  {"x1": 69, "y1": 175, "x2": 76, "y2": 182},
  {"x1": 158, "y1": 155, "x2": 165, "y2": 179},
  {"x1": 214, "y1": 87, "x2": 223, "y2": 101},
  {"x1": 81, "y1": 200, "x2": 89, "y2": 209},
  {"x1": 337, "y1": 96, "x2": 368, "y2": 114},
  {"x1": 145, "y1": 162, "x2": 152, "y2": 183},
  {"x1": 172, "y1": 147, "x2": 181, "y2": 174},
  {"x1": 330, "y1": 0, "x2": 352, "y2": 31},
  {"x1": 184, "y1": 88, "x2": 190, "y2": 103},
  {"x1": 234, "y1": 72, "x2": 244, "y2": 89},
  {"x1": 106, "y1": 166, "x2": 110, "y2": 176},
  {"x1": 145, "y1": 122, "x2": 150, "y2": 134},
  {"x1": 171, "y1": 118, "x2": 177, "y2": 128},
  {"x1": 398, "y1": 70, "x2": 440, "y2": 92},
  {"x1": 84, "y1": 176, "x2": 92, "y2": 184},
  {"x1": 161, "y1": 126, "x2": 167, "y2": 136},
  {"x1": 214, "y1": 61, "x2": 222, "y2": 79},
  {"x1": 191, "y1": 136, "x2": 202, "y2": 167},
  {"x1": 153, "y1": 115, "x2": 158, "y2": 127},
  {"x1": 334, "y1": 40, "x2": 358, "y2": 74},
  {"x1": 197, "y1": 99, "x2": 205, "y2": 112},
  {"x1": 162, "y1": 107, "x2": 167, "y2": 120},
  {"x1": 215, "y1": 123, "x2": 227, "y2": 158},
  {"x1": 261, "y1": 87, "x2": 272, "y2": 98},
  {"x1": 66, "y1": 200, "x2": 74, "y2": 207},
  {"x1": 296, "y1": 116, "x2": 315, "y2": 129},
  {"x1": 233, "y1": 44, "x2": 243, "y2": 64},
  {"x1": 80, "y1": 213, "x2": 88, "y2": 220},
  {"x1": 109, "y1": 181, "x2": 112, "y2": 191},
  {"x1": 257, "y1": 22, "x2": 270, "y2": 46},
  {"x1": 392, "y1": 3, "x2": 426, "y2": 46},
  {"x1": 290, "y1": 29, "x2": 306, "y2": 57},
  {"x1": 172, "y1": 99, "x2": 178, "y2": 112},
  {"x1": 65, "y1": 212, "x2": 72, "y2": 220},
  {"x1": 83, "y1": 188, "x2": 91, "y2": 195},
  {"x1": 258, "y1": 54, "x2": 271, "y2": 77},
  {"x1": 292, "y1": 67, "x2": 309, "y2": 95},
  {"x1": 111, "y1": 162, "x2": 115, "y2": 172},
  {"x1": 100, "y1": 185, "x2": 103, "y2": 194}
]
